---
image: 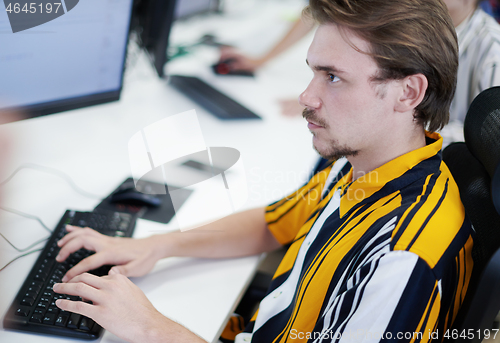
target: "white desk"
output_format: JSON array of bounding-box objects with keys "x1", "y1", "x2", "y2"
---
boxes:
[{"x1": 0, "y1": 1, "x2": 317, "y2": 342}]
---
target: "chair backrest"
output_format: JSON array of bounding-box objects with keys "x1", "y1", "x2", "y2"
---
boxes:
[
  {"x1": 463, "y1": 86, "x2": 500, "y2": 215},
  {"x1": 442, "y1": 86, "x2": 500, "y2": 343}
]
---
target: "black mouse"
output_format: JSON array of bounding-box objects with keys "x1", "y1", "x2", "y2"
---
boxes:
[{"x1": 109, "y1": 183, "x2": 162, "y2": 207}]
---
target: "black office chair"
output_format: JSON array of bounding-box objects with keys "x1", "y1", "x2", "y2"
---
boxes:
[{"x1": 442, "y1": 86, "x2": 500, "y2": 343}]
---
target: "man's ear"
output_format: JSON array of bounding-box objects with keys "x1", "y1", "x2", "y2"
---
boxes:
[{"x1": 394, "y1": 74, "x2": 428, "y2": 113}]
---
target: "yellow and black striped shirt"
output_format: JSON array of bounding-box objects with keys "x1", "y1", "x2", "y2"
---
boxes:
[{"x1": 244, "y1": 132, "x2": 474, "y2": 343}]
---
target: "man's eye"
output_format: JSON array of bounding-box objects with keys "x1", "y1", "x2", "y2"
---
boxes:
[{"x1": 329, "y1": 74, "x2": 340, "y2": 83}]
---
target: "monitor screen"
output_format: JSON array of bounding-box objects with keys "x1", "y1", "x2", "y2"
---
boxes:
[{"x1": 0, "y1": 0, "x2": 134, "y2": 120}]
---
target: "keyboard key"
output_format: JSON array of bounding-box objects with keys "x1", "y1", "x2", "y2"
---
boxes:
[
  {"x1": 46, "y1": 246, "x2": 58, "y2": 258},
  {"x1": 73, "y1": 251, "x2": 83, "y2": 259},
  {"x1": 36, "y1": 302, "x2": 48, "y2": 309},
  {"x1": 15, "y1": 308, "x2": 29, "y2": 317},
  {"x1": 30, "y1": 314, "x2": 43, "y2": 323},
  {"x1": 21, "y1": 297, "x2": 35, "y2": 307},
  {"x1": 43, "y1": 313, "x2": 56, "y2": 325},
  {"x1": 47, "y1": 306, "x2": 59, "y2": 314},
  {"x1": 67, "y1": 313, "x2": 81, "y2": 328},
  {"x1": 25, "y1": 291, "x2": 38, "y2": 298},
  {"x1": 55, "y1": 313, "x2": 69, "y2": 327},
  {"x1": 79, "y1": 316, "x2": 93, "y2": 331},
  {"x1": 34, "y1": 273, "x2": 47, "y2": 281},
  {"x1": 30, "y1": 281, "x2": 43, "y2": 291},
  {"x1": 27, "y1": 285, "x2": 41, "y2": 294},
  {"x1": 57, "y1": 228, "x2": 65, "y2": 236},
  {"x1": 40, "y1": 259, "x2": 54, "y2": 271}
]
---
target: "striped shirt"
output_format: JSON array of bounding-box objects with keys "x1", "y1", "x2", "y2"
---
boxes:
[
  {"x1": 450, "y1": 8, "x2": 500, "y2": 123},
  {"x1": 241, "y1": 132, "x2": 474, "y2": 343}
]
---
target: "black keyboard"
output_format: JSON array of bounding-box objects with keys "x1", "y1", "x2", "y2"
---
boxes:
[
  {"x1": 169, "y1": 74, "x2": 262, "y2": 120},
  {"x1": 3, "y1": 209, "x2": 137, "y2": 340}
]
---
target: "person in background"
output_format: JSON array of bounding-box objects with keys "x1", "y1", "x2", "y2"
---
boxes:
[
  {"x1": 220, "y1": 0, "x2": 500, "y2": 127},
  {"x1": 219, "y1": 17, "x2": 315, "y2": 117},
  {"x1": 437, "y1": 0, "x2": 500, "y2": 145},
  {"x1": 219, "y1": 18, "x2": 314, "y2": 74},
  {"x1": 445, "y1": 0, "x2": 500, "y2": 123}
]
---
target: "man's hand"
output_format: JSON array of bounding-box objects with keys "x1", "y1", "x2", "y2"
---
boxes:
[
  {"x1": 53, "y1": 272, "x2": 206, "y2": 343},
  {"x1": 56, "y1": 225, "x2": 160, "y2": 282}
]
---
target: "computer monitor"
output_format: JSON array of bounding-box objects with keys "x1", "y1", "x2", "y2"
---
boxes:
[
  {"x1": 175, "y1": 0, "x2": 220, "y2": 20},
  {"x1": 131, "y1": 0, "x2": 177, "y2": 78},
  {"x1": 0, "y1": 0, "x2": 134, "y2": 121}
]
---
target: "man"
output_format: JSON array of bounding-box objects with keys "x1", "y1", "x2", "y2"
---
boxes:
[{"x1": 53, "y1": 0, "x2": 473, "y2": 342}]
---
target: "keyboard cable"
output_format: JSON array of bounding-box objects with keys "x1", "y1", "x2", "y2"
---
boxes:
[
  {"x1": 0, "y1": 206, "x2": 51, "y2": 272},
  {"x1": 0, "y1": 162, "x2": 104, "y2": 272},
  {"x1": 0, "y1": 248, "x2": 43, "y2": 273},
  {"x1": 0, "y1": 163, "x2": 104, "y2": 200}
]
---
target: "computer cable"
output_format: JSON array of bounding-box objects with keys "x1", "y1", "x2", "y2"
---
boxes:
[
  {"x1": 0, "y1": 248, "x2": 43, "y2": 273},
  {"x1": 0, "y1": 232, "x2": 48, "y2": 253},
  {"x1": 0, "y1": 206, "x2": 51, "y2": 233},
  {"x1": 0, "y1": 163, "x2": 104, "y2": 200},
  {"x1": 0, "y1": 206, "x2": 52, "y2": 273},
  {"x1": 169, "y1": 34, "x2": 226, "y2": 61},
  {"x1": 0, "y1": 163, "x2": 105, "y2": 272},
  {"x1": 0, "y1": 206, "x2": 51, "y2": 252}
]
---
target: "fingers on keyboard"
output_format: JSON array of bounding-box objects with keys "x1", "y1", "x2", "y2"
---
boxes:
[
  {"x1": 57, "y1": 231, "x2": 100, "y2": 262},
  {"x1": 63, "y1": 254, "x2": 106, "y2": 282}
]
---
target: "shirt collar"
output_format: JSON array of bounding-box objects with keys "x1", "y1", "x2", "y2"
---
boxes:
[{"x1": 337, "y1": 132, "x2": 443, "y2": 218}]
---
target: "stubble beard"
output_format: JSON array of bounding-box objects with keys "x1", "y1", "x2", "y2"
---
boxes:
[{"x1": 302, "y1": 108, "x2": 359, "y2": 161}]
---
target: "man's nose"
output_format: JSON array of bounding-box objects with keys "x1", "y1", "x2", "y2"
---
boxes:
[{"x1": 299, "y1": 80, "x2": 321, "y2": 110}]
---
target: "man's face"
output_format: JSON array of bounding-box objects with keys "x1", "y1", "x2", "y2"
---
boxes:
[{"x1": 299, "y1": 24, "x2": 400, "y2": 161}]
